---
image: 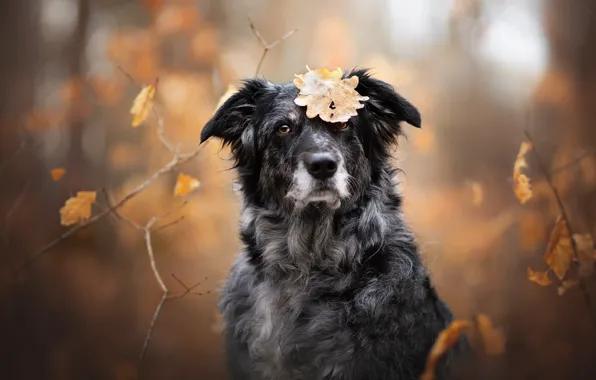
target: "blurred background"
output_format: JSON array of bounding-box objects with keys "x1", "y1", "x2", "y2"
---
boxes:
[{"x1": 1, "y1": 0, "x2": 596, "y2": 378}]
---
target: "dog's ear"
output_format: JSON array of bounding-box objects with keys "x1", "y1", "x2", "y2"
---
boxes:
[
  {"x1": 348, "y1": 68, "x2": 421, "y2": 131},
  {"x1": 200, "y1": 79, "x2": 269, "y2": 145}
]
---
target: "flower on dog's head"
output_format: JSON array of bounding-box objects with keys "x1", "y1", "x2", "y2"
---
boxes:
[{"x1": 293, "y1": 66, "x2": 369, "y2": 123}]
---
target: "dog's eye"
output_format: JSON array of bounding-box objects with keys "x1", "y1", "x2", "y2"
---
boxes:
[
  {"x1": 335, "y1": 123, "x2": 348, "y2": 130},
  {"x1": 278, "y1": 125, "x2": 291, "y2": 135}
]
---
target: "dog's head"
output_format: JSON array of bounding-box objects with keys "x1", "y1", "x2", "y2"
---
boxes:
[{"x1": 200, "y1": 69, "x2": 420, "y2": 212}]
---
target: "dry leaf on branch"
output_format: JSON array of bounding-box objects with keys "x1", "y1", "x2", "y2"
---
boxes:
[
  {"x1": 544, "y1": 216, "x2": 573, "y2": 280},
  {"x1": 527, "y1": 267, "x2": 552, "y2": 286},
  {"x1": 293, "y1": 67, "x2": 369, "y2": 123},
  {"x1": 476, "y1": 314, "x2": 506, "y2": 355},
  {"x1": 50, "y1": 168, "x2": 66, "y2": 181},
  {"x1": 573, "y1": 233, "x2": 596, "y2": 277},
  {"x1": 421, "y1": 320, "x2": 471, "y2": 380},
  {"x1": 174, "y1": 173, "x2": 200, "y2": 197},
  {"x1": 558, "y1": 279, "x2": 579, "y2": 296},
  {"x1": 130, "y1": 84, "x2": 156, "y2": 127},
  {"x1": 59, "y1": 191, "x2": 97, "y2": 226},
  {"x1": 513, "y1": 141, "x2": 533, "y2": 204}
]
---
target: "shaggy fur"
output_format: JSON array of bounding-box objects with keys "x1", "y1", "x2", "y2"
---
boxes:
[{"x1": 201, "y1": 69, "x2": 466, "y2": 380}]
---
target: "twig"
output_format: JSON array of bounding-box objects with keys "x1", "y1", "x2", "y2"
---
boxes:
[
  {"x1": 524, "y1": 130, "x2": 596, "y2": 330},
  {"x1": 551, "y1": 150, "x2": 595, "y2": 175},
  {"x1": 248, "y1": 17, "x2": 297, "y2": 76},
  {"x1": 19, "y1": 142, "x2": 207, "y2": 272}
]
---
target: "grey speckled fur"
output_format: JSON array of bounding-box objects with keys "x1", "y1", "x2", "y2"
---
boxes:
[{"x1": 200, "y1": 69, "x2": 467, "y2": 380}]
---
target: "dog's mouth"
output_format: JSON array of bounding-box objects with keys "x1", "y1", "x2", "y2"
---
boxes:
[{"x1": 295, "y1": 188, "x2": 341, "y2": 210}]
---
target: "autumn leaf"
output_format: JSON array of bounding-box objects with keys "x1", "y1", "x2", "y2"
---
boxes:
[
  {"x1": 573, "y1": 233, "x2": 596, "y2": 277},
  {"x1": 513, "y1": 141, "x2": 533, "y2": 204},
  {"x1": 59, "y1": 191, "x2": 97, "y2": 226},
  {"x1": 558, "y1": 279, "x2": 579, "y2": 296},
  {"x1": 527, "y1": 267, "x2": 552, "y2": 286},
  {"x1": 174, "y1": 173, "x2": 200, "y2": 197},
  {"x1": 50, "y1": 168, "x2": 66, "y2": 181},
  {"x1": 476, "y1": 314, "x2": 506, "y2": 355},
  {"x1": 544, "y1": 216, "x2": 573, "y2": 280},
  {"x1": 420, "y1": 320, "x2": 471, "y2": 380},
  {"x1": 293, "y1": 67, "x2": 369, "y2": 123},
  {"x1": 130, "y1": 83, "x2": 156, "y2": 127},
  {"x1": 214, "y1": 84, "x2": 238, "y2": 112}
]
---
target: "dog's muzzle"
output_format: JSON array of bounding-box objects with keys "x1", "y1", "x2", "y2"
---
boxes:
[
  {"x1": 303, "y1": 153, "x2": 338, "y2": 180},
  {"x1": 287, "y1": 151, "x2": 350, "y2": 210}
]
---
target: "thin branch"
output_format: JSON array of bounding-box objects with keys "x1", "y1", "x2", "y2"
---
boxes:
[
  {"x1": 248, "y1": 17, "x2": 297, "y2": 76},
  {"x1": 153, "y1": 216, "x2": 185, "y2": 232},
  {"x1": 139, "y1": 292, "x2": 168, "y2": 361},
  {"x1": 101, "y1": 188, "x2": 142, "y2": 230},
  {"x1": 20, "y1": 142, "x2": 207, "y2": 272},
  {"x1": 551, "y1": 150, "x2": 595, "y2": 175},
  {"x1": 524, "y1": 130, "x2": 596, "y2": 330}
]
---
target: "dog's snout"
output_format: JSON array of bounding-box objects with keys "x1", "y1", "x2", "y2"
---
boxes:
[{"x1": 304, "y1": 153, "x2": 338, "y2": 180}]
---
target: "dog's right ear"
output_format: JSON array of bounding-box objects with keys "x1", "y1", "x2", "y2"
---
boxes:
[{"x1": 200, "y1": 79, "x2": 269, "y2": 145}]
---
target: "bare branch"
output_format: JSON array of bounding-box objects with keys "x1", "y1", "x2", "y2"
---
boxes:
[
  {"x1": 101, "y1": 188, "x2": 142, "y2": 230},
  {"x1": 551, "y1": 150, "x2": 595, "y2": 175},
  {"x1": 248, "y1": 16, "x2": 297, "y2": 76},
  {"x1": 139, "y1": 292, "x2": 167, "y2": 361},
  {"x1": 153, "y1": 215, "x2": 185, "y2": 232},
  {"x1": 524, "y1": 130, "x2": 596, "y2": 330},
  {"x1": 20, "y1": 142, "x2": 207, "y2": 272}
]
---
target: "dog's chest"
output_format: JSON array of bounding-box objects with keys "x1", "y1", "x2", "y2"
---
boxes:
[{"x1": 245, "y1": 280, "x2": 350, "y2": 379}]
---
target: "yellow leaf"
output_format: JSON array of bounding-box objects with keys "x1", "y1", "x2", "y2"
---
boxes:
[
  {"x1": 573, "y1": 233, "x2": 596, "y2": 277},
  {"x1": 421, "y1": 320, "x2": 471, "y2": 380},
  {"x1": 513, "y1": 141, "x2": 533, "y2": 204},
  {"x1": 50, "y1": 168, "x2": 66, "y2": 181},
  {"x1": 174, "y1": 173, "x2": 200, "y2": 197},
  {"x1": 527, "y1": 267, "x2": 552, "y2": 286},
  {"x1": 476, "y1": 314, "x2": 506, "y2": 355},
  {"x1": 557, "y1": 279, "x2": 579, "y2": 296},
  {"x1": 214, "y1": 84, "x2": 238, "y2": 112},
  {"x1": 544, "y1": 216, "x2": 573, "y2": 280},
  {"x1": 59, "y1": 191, "x2": 97, "y2": 226},
  {"x1": 293, "y1": 66, "x2": 369, "y2": 123},
  {"x1": 130, "y1": 84, "x2": 156, "y2": 127}
]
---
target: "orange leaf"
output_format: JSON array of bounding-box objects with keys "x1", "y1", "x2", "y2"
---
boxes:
[
  {"x1": 513, "y1": 141, "x2": 533, "y2": 204},
  {"x1": 421, "y1": 320, "x2": 471, "y2": 380},
  {"x1": 476, "y1": 314, "x2": 506, "y2": 355},
  {"x1": 544, "y1": 216, "x2": 573, "y2": 280},
  {"x1": 59, "y1": 191, "x2": 97, "y2": 226},
  {"x1": 50, "y1": 168, "x2": 66, "y2": 181},
  {"x1": 527, "y1": 267, "x2": 552, "y2": 286},
  {"x1": 174, "y1": 173, "x2": 200, "y2": 197},
  {"x1": 130, "y1": 84, "x2": 156, "y2": 127}
]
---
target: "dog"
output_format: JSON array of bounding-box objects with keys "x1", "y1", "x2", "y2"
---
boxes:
[{"x1": 200, "y1": 69, "x2": 466, "y2": 380}]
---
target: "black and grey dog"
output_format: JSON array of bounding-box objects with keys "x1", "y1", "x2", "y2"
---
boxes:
[{"x1": 200, "y1": 69, "x2": 466, "y2": 380}]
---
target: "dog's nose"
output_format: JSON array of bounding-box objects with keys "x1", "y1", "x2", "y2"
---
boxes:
[{"x1": 304, "y1": 153, "x2": 338, "y2": 180}]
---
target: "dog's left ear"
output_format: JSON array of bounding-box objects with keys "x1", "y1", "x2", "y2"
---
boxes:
[
  {"x1": 348, "y1": 68, "x2": 421, "y2": 130},
  {"x1": 200, "y1": 79, "x2": 270, "y2": 146}
]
